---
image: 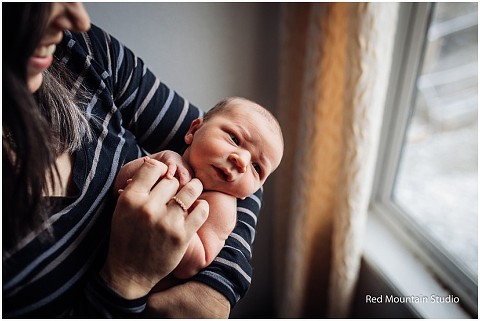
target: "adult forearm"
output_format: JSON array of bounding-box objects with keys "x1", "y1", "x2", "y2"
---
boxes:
[{"x1": 145, "y1": 281, "x2": 231, "y2": 318}]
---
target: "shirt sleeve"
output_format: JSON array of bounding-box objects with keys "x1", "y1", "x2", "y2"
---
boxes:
[
  {"x1": 192, "y1": 188, "x2": 263, "y2": 307},
  {"x1": 81, "y1": 274, "x2": 148, "y2": 317},
  {"x1": 85, "y1": 25, "x2": 202, "y2": 153}
]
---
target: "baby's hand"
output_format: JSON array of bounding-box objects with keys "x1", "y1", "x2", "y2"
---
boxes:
[
  {"x1": 152, "y1": 150, "x2": 193, "y2": 186},
  {"x1": 114, "y1": 150, "x2": 193, "y2": 196}
]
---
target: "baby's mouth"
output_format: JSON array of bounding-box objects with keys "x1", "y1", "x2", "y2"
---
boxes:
[{"x1": 213, "y1": 166, "x2": 232, "y2": 182}]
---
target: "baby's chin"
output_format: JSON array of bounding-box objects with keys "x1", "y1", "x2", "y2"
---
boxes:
[
  {"x1": 200, "y1": 178, "x2": 252, "y2": 200},
  {"x1": 231, "y1": 189, "x2": 255, "y2": 200},
  {"x1": 233, "y1": 192, "x2": 250, "y2": 200},
  {"x1": 223, "y1": 188, "x2": 250, "y2": 200},
  {"x1": 204, "y1": 184, "x2": 248, "y2": 200}
]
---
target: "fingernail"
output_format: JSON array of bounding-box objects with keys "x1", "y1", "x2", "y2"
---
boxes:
[{"x1": 144, "y1": 156, "x2": 157, "y2": 166}]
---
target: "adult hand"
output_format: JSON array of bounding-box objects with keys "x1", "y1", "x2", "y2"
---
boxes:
[
  {"x1": 145, "y1": 281, "x2": 231, "y2": 318},
  {"x1": 100, "y1": 157, "x2": 209, "y2": 299}
]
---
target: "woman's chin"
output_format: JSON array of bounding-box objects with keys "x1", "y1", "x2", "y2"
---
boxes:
[{"x1": 28, "y1": 73, "x2": 43, "y2": 93}]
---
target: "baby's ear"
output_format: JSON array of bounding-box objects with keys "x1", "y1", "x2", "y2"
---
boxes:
[{"x1": 185, "y1": 118, "x2": 204, "y2": 144}]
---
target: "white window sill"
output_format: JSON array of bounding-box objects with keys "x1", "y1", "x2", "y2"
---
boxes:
[{"x1": 363, "y1": 206, "x2": 472, "y2": 318}]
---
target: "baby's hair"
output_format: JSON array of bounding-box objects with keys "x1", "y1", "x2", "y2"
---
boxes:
[
  {"x1": 204, "y1": 97, "x2": 284, "y2": 148},
  {"x1": 203, "y1": 97, "x2": 236, "y2": 120}
]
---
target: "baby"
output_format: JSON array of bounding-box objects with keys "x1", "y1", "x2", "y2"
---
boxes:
[{"x1": 114, "y1": 97, "x2": 284, "y2": 279}]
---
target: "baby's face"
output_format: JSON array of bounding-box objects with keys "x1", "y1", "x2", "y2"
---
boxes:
[{"x1": 183, "y1": 103, "x2": 283, "y2": 199}]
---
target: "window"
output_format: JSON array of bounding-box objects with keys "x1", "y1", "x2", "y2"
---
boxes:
[
  {"x1": 370, "y1": 2, "x2": 477, "y2": 317},
  {"x1": 395, "y1": 1, "x2": 477, "y2": 281}
]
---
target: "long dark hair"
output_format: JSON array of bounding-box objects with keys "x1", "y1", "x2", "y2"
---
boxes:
[
  {"x1": 2, "y1": 3, "x2": 92, "y2": 251},
  {"x1": 3, "y1": 3, "x2": 54, "y2": 251}
]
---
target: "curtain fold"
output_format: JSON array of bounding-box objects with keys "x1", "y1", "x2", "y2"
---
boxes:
[
  {"x1": 327, "y1": 3, "x2": 399, "y2": 318},
  {"x1": 274, "y1": 3, "x2": 399, "y2": 318}
]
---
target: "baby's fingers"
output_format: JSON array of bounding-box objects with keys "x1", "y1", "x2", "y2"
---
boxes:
[
  {"x1": 176, "y1": 167, "x2": 193, "y2": 186},
  {"x1": 166, "y1": 163, "x2": 177, "y2": 180},
  {"x1": 126, "y1": 157, "x2": 168, "y2": 194}
]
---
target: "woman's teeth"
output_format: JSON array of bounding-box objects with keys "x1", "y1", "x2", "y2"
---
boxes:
[{"x1": 33, "y1": 44, "x2": 56, "y2": 58}]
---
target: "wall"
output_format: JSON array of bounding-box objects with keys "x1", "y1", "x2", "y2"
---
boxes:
[
  {"x1": 84, "y1": 3, "x2": 280, "y2": 317},
  {"x1": 85, "y1": 3, "x2": 279, "y2": 111}
]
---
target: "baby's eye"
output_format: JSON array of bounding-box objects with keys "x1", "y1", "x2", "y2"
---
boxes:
[
  {"x1": 230, "y1": 134, "x2": 239, "y2": 145},
  {"x1": 253, "y1": 163, "x2": 261, "y2": 175}
]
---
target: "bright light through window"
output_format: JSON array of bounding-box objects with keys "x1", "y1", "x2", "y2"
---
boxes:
[{"x1": 394, "y1": 3, "x2": 478, "y2": 278}]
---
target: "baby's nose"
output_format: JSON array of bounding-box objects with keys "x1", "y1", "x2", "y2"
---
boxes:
[{"x1": 228, "y1": 152, "x2": 248, "y2": 174}]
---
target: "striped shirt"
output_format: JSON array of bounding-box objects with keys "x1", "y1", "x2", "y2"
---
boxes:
[{"x1": 2, "y1": 25, "x2": 261, "y2": 317}]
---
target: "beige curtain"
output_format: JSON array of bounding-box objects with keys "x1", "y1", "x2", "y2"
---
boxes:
[{"x1": 273, "y1": 3, "x2": 399, "y2": 318}]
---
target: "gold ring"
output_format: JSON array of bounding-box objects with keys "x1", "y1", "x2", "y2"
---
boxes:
[{"x1": 172, "y1": 195, "x2": 188, "y2": 211}]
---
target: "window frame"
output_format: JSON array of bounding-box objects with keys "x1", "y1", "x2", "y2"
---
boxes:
[{"x1": 369, "y1": 2, "x2": 477, "y2": 317}]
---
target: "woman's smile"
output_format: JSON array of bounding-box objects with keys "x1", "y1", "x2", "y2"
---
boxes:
[
  {"x1": 27, "y1": 2, "x2": 91, "y2": 92},
  {"x1": 28, "y1": 44, "x2": 56, "y2": 71}
]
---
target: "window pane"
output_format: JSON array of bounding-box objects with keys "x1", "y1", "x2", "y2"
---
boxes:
[{"x1": 393, "y1": 3, "x2": 478, "y2": 278}]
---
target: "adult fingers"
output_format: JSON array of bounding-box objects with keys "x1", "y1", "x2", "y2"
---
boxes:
[
  {"x1": 150, "y1": 177, "x2": 203, "y2": 212},
  {"x1": 167, "y1": 178, "x2": 204, "y2": 210},
  {"x1": 185, "y1": 199, "x2": 209, "y2": 234},
  {"x1": 126, "y1": 157, "x2": 168, "y2": 194}
]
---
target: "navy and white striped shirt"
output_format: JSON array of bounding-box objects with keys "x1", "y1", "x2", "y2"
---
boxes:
[{"x1": 2, "y1": 25, "x2": 261, "y2": 317}]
